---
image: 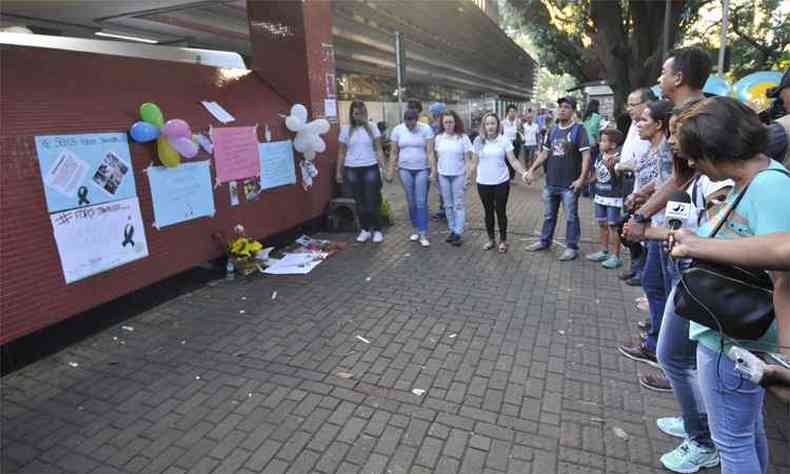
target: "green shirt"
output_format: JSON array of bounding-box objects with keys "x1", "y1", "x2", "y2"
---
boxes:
[{"x1": 583, "y1": 113, "x2": 601, "y2": 144}]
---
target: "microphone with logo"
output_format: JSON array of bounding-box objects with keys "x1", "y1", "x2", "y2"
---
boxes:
[{"x1": 664, "y1": 190, "x2": 693, "y2": 252}]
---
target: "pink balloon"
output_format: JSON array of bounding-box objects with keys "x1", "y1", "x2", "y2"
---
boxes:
[
  {"x1": 167, "y1": 136, "x2": 199, "y2": 158},
  {"x1": 162, "y1": 119, "x2": 191, "y2": 139}
]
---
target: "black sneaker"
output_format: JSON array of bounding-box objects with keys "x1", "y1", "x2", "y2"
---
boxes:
[
  {"x1": 639, "y1": 372, "x2": 673, "y2": 392},
  {"x1": 451, "y1": 235, "x2": 462, "y2": 247},
  {"x1": 619, "y1": 271, "x2": 636, "y2": 281},
  {"x1": 625, "y1": 276, "x2": 642, "y2": 287},
  {"x1": 618, "y1": 342, "x2": 659, "y2": 367},
  {"x1": 445, "y1": 232, "x2": 456, "y2": 243}
]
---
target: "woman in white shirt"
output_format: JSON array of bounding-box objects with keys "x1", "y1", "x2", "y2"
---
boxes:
[
  {"x1": 388, "y1": 109, "x2": 436, "y2": 247},
  {"x1": 336, "y1": 100, "x2": 391, "y2": 243},
  {"x1": 470, "y1": 112, "x2": 529, "y2": 253},
  {"x1": 435, "y1": 110, "x2": 473, "y2": 246}
]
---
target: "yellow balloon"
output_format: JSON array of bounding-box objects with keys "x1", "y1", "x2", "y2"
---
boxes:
[{"x1": 157, "y1": 136, "x2": 181, "y2": 167}]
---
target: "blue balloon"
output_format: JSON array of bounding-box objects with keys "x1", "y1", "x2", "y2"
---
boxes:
[
  {"x1": 129, "y1": 121, "x2": 160, "y2": 143},
  {"x1": 703, "y1": 75, "x2": 732, "y2": 97}
]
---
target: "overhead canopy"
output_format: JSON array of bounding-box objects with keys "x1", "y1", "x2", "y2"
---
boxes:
[{"x1": 1, "y1": 0, "x2": 535, "y2": 99}]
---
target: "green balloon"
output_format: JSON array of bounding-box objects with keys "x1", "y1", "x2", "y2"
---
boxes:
[{"x1": 139, "y1": 102, "x2": 164, "y2": 127}]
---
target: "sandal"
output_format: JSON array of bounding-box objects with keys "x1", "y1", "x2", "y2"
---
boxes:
[
  {"x1": 498, "y1": 241, "x2": 509, "y2": 254},
  {"x1": 483, "y1": 240, "x2": 495, "y2": 250}
]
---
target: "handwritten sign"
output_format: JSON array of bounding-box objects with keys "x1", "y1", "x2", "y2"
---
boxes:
[
  {"x1": 259, "y1": 140, "x2": 297, "y2": 190},
  {"x1": 50, "y1": 197, "x2": 148, "y2": 283},
  {"x1": 146, "y1": 161, "x2": 215, "y2": 229},
  {"x1": 211, "y1": 126, "x2": 260, "y2": 185},
  {"x1": 35, "y1": 133, "x2": 136, "y2": 213}
]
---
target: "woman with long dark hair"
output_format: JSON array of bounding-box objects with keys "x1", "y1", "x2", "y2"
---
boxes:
[
  {"x1": 470, "y1": 112, "x2": 528, "y2": 253},
  {"x1": 435, "y1": 110, "x2": 473, "y2": 245},
  {"x1": 336, "y1": 100, "x2": 390, "y2": 243}
]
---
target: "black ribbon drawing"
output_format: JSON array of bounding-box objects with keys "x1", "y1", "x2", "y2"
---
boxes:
[
  {"x1": 122, "y1": 223, "x2": 135, "y2": 247},
  {"x1": 77, "y1": 186, "x2": 90, "y2": 205}
]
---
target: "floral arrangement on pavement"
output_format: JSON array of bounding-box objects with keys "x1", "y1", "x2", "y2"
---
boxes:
[{"x1": 222, "y1": 224, "x2": 264, "y2": 275}]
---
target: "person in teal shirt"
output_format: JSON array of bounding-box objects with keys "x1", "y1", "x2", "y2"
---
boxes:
[{"x1": 676, "y1": 96, "x2": 790, "y2": 474}]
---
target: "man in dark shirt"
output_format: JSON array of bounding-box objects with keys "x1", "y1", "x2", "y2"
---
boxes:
[{"x1": 525, "y1": 96, "x2": 592, "y2": 261}]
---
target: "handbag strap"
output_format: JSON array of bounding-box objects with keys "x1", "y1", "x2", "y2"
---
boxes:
[{"x1": 709, "y1": 166, "x2": 790, "y2": 238}]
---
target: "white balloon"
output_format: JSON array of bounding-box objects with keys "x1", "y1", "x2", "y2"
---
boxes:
[
  {"x1": 294, "y1": 133, "x2": 310, "y2": 153},
  {"x1": 313, "y1": 118, "x2": 331, "y2": 135},
  {"x1": 305, "y1": 119, "x2": 330, "y2": 135},
  {"x1": 291, "y1": 104, "x2": 308, "y2": 122},
  {"x1": 285, "y1": 115, "x2": 305, "y2": 132},
  {"x1": 304, "y1": 149, "x2": 316, "y2": 160},
  {"x1": 312, "y1": 136, "x2": 326, "y2": 153}
]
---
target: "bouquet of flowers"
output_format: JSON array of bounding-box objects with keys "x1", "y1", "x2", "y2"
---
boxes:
[{"x1": 223, "y1": 224, "x2": 264, "y2": 275}]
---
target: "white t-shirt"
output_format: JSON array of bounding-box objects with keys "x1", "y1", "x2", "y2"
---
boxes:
[
  {"x1": 338, "y1": 124, "x2": 381, "y2": 167},
  {"x1": 522, "y1": 122, "x2": 539, "y2": 146},
  {"x1": 390, "y1": 123, "x2": 434, "y2": 170},
  {"x1": 473, "y1": 135, "x2": 513, "y2": 185},
  {"x1": 435, "y1": 133, "x2": 472, "y2": 176},
  {"x1": 502, "y1": 117, "x2": 519, "y2": 142},
  {"x1": 620, "y1": 122, "x2": 651, "y2": 191}
]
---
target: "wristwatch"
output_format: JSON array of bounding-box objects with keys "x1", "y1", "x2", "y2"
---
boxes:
[{"x1": 633, "y1": 212, "x2": 650, "y2": 224}]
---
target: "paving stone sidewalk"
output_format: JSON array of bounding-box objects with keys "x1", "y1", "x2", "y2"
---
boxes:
[{"x1": 2, "y1": 180, "x2": 788, "y2": 474}]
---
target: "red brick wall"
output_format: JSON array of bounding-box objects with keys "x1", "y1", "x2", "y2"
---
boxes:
[{"x1": 0, "y1": 40, "x2": 337, "y2": 344}]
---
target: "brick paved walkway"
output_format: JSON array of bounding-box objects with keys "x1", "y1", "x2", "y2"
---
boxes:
[{"x1": 2, "y1": 180, "x2": 788, "y2": 474}]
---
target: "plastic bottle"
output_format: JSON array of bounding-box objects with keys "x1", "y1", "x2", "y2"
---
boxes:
[{"x1": 225, "y1": 260, "x2": 235, "y2": 281}]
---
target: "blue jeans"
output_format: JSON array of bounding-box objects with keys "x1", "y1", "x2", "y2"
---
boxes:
[
  {"x1": 641, "y1": 240, "x2": 669, "y2": 352},
  {"x1": 657, "y1": 284, "x2": 713, "y2": 448},
  {"x1": 344, "y1": 165, "x2": 382, "y2": 231},
  {"x1": 399, "y1": 168, "x2": 429, "y2": 234},
  {"x1": 698, "y1": 344, "x2": 768, "y2": 473},
  {"x1": 435, "y1": 174, "x2": 445, "y2": 216},
  {"x1": 438, "y1": 173, "x2": 466, "y2": 235},
  {"x1": 539, "y1": 185, "x2": 580, "y2": 249}
]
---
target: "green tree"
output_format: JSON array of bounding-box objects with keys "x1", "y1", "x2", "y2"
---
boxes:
[{"x1": 502, "y1": 0, "x2": 705, "y2": 112}]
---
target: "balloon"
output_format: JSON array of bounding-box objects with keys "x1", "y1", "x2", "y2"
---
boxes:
[
  {"x1": 129, "y1": 121, "x2": 160, "y2": 143},
  {"x1": 167, "y1": 136, "x2": 199, "y2": 158},
  {"x1": 290, "y1": 104, "x2": 308, "y2": 122},
  {"x1": 285, "y1": 115, "x2": 305, "y2": 132},
  {"x1": 139, "y1": 102, "x2": 164, "y2": 127},
  {"x1": 309, "y1": 118, "x2": 330, "y2": 135},
  {"x1": 703, "y1": 75, "x2": 731, "y2": 97},
  {"x1": 293, "y1": 134, "x2": 310, "y2": 153},
  {"x1": 312, "y1": 136, "x2": 326, "y2": 153},
  {"x1": 733, "y1": 71, "x2": 783, "y2": 110},
  {"x1": 304, "y1": 149, "x2": 316, "y2": 160},
  {"x1": 157, "y1": 136, "x2": 181, "y2": 167},
  {"x1": 162, "y1": 118, "x2": 190, "y2": 139}
]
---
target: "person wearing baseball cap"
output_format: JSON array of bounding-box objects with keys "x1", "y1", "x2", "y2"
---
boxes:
[{"x1": 525, "y1": 95, "x2": 592, "y2": 261}]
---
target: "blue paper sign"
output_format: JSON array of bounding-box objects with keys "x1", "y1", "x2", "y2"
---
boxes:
[
  {"x1": 35, "y1": 133, "x2": 137, "y2": 213},
  {"x1": 146, "y1": 161, "x2": 215, "y2": 229},
  {"x1": 259, "y1": 140, "x2": 297, "y2": 190}
]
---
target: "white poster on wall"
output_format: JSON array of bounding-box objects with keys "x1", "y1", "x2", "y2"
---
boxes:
[{"x1": 50, "y1": 197, "x2": 148, "y2": 283}]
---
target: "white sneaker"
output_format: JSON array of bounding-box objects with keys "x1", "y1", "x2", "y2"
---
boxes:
[
  {"x1": 356, "y1": 230, "x2": 371, "y2": 242},
  {"x1": 409, "y1": 233, "x2": 419, "y2": 241},
  {"x1": 372, "y1": 231, "x2": 384, "y2": 243},
  {"x1": 419, "y1": 236, "x2": 430, "y2": 247}
]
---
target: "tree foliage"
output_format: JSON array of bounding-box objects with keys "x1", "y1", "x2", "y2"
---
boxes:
[{"x1": 502, "y1": 0, "x2": 706, "y2": 112}]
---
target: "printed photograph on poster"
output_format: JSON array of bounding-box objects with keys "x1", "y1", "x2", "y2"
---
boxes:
[
  {"x1": 146, "y1": 161, "x2": 216, "y2": 229},
  {"x1": 49, "y1": 197, "x2": 148, "y2": 284},
  {"x1": 243, "y1": 179, "x2": 262, "y2": 201},
  {"x1": 44, "y1": 149, "x2": 90, "y2": 197},
  {"x1": 92, "y1": 151, "x2": 130, "y2": 196},
  {"x1": 35, "y1": 132, "x2": 136, "y2": 213},
  {"x1": 229, "y1": 181, "x2": 240, "y2": 206},
  {"x1": 324, "y1": 98, "x2": 337, "y2": 118},
  {"x1": 325, "y1": 73, "x2": 336, "y2": 97}
]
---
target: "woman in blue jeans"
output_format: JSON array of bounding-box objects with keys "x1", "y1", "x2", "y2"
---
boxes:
[
  {"x1": 388, "y1": 108, "x2": 436, "y2": 247},
  {"x1": 675, "y1": 97, "x2": 790, "y2": 473},
  {"x1": 434, "y1": 110, "x2": 473, "y2": 246}
]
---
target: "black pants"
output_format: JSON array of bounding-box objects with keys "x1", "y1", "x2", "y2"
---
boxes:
[
  {"x1": 345, "y1": 165, "x2": 382, "y2": 231},
  {"x1": 477, "y1": 181, "x2": 510, "y2": 241},
  {"x1": 506, "y1": 139, "x2": 520, "y2": 180}
]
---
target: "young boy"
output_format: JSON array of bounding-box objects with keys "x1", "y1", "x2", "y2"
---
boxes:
[{"x1": 586, "y1": 128, "x2": 626, "y2": 269}]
